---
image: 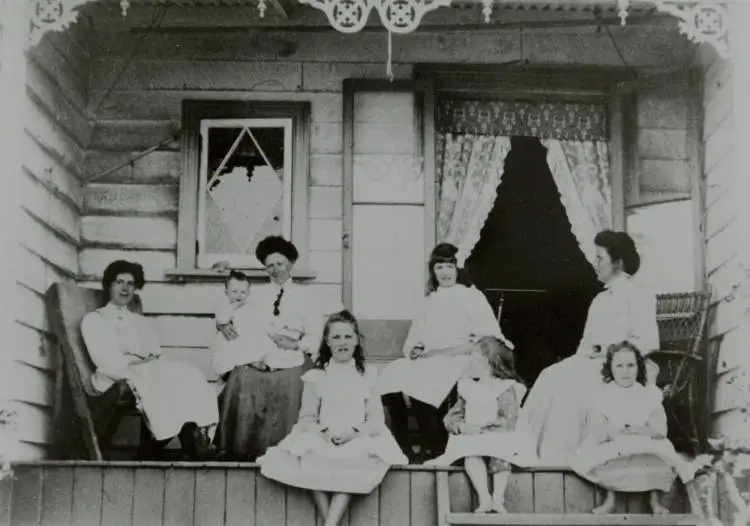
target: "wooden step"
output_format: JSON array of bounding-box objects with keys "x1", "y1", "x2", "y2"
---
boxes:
[{"x1": 445, "y1": 513, "x2": 701, "y2": 525}]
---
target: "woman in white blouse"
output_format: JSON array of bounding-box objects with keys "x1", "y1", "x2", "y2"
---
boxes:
[
  {"x1": 378, "y1": 243, "x2": 510, "y2": 462},
  {"x1": 520, "y1": 231, "x2": 660, "y2": 465},
  {"x1": 81, "y1": 260, "x2": 219, "y2": 459}
]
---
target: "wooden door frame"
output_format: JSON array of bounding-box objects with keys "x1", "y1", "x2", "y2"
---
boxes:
[{"x1": 341, "y1": 78, "x2": 436, "y2": 310}]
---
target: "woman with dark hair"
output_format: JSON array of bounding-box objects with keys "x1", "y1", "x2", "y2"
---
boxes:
[
  {"x1": 215, "y1": 236, "x2": 341, "y2": 460},
  {"x1": 81, "y1": 260, "x2": 219, "y2": 459},
  {"x1": 378, "y1": 243, "x2": 511, "y2": 462},
  {"x1": 520, "y1": 230, "x2": 660, "y2": 464}
]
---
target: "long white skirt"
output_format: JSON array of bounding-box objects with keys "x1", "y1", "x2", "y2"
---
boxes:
[
  {"x1": 128, "y1": 359, "x2": 219, "y2": 441},
  {"x1": 377, "y1": 355, "x2": 472, "y2": 408},
  {"x1": 570, "y1": 435, "x2": 696, "y2": 492},
  {"x1": 428, "y1": 427, "x2": 539, "y2": 468},
  {"x1": 520, "y1": 355, "x2": 660, "y2": 465},
  {"x1": 258, "y1": 430, "x2": 407, "y2": 494}
]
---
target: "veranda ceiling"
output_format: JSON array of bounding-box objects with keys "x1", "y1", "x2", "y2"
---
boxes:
[{"x1": 103, "y1": 0, "x2": 656, "y2": 12}]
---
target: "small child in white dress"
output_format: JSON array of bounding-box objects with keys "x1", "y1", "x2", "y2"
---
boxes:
[
  {"x1": 212, "y1": 271, "x2": 301, "y2": 377},
  {"x1": 570, "y1": 341, "x2": 696, "y2": 515},
  {"x1": 429, "y1": 336, "x2": 537, "y2": 513},
  {"x1": 258, "y1": 310, "x2": 406, "y2": 526}
]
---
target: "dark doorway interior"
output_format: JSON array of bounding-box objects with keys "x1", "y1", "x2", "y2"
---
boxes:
[{"x1": 466, "y1": 136, "x2": 602, "y2": 385}]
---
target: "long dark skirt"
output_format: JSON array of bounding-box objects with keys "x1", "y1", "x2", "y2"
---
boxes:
[
  {"x1": 215, "y1": 357, "x2": 313, "y2": 461},
  {"x1": 382, "y1": 386, "x2": 457, "y2": 463}
]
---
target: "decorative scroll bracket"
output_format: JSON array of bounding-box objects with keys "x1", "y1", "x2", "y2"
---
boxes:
[
  {"x1": 296, "y1": 0, "x2": 452, "y2": 34},
  {"x1": 617, "y1": 1, "x2": 730, "y2": 60},
  {"x1": 27, "y1": 0, "x2": 130, "y2": 48},
  {"x1": 27, "y1": 0, "x2": 732, "y2": 61}
]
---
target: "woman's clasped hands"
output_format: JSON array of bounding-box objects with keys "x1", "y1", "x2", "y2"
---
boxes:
[{"x1": 319, "y1": 426, "x2": 360, "y2": 446}]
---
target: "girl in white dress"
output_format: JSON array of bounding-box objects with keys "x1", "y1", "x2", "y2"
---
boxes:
[
  {"x1": 520, "y1": 231, "x2": 660, "y2": 464},
  {"x1": 378, "y1": 243, "x2": 507, "y2": 461},
  {"x1": 429, "y1": 336, "x2": 537, "y2": 513},
  {"x1": 258, "y1": 310, "x2": 407, "y2": 526},
  {"x1": 570, "y1": 341, "x2": 695, "y2": 515}
]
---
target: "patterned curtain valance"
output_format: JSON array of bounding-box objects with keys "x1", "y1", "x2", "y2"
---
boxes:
[{"x1": 436, "y1": 100, "x2": 608, "y2": 142}]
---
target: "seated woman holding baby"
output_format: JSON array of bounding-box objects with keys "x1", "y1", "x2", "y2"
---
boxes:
[{"x1": 214, "y1": 236, "x2": 338, "y2": 460}]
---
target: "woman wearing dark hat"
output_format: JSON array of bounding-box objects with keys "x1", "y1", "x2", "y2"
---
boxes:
[
  {"x1": 378, "y1": 243, "x2": 512, "y2": 462},
  {"x1": 519, "y1": 230, "x2": 660, "y2": 465},
  {"x1": 215, "y1": 236, "x2": 337, "y2": 460},
  {"x1": 81, "y1": 260, "x2": 219, "y2": 459}
]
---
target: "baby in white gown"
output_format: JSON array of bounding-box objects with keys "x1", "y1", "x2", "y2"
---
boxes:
[{"x1": 212, "y1": 271, "x2": 302, "y2": 376}]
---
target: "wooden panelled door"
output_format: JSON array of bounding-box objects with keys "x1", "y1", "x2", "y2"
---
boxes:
[{"x1": 342, "y1": 79, "x2": 436, "y2": 364}]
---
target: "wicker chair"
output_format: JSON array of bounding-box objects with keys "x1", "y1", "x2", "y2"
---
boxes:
[{"x1": 650, "y1": 290, "x2": 711, "y2": 453}]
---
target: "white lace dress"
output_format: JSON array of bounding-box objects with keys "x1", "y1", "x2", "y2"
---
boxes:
[
  {"x1": 429, "y1": 378, "x2": 537, "y2": 468},
  {"x1": 570, "y1": 383, "x2": 695, "y2": 492},
  {"x1": 258, "y1": 361, "x2": 407, "y2": 493},
  {"x1": 377, "y1": 285, "x2": 506, "y2": 408}
]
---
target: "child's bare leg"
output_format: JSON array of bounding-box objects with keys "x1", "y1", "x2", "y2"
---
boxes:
[
  {"x1": 592, "y1": 490, "x2": 616, "y2": 514},
  {"x1": 490, "y1": 459, "x2": 511, "y2": 513},
  {"x1": 312, "y1": 491, "x2": 330, "y2": 520},
  {"x1": 323, "y1": 493, "x2": 351, "y2": 526},
  {"x1": 649, "y1": 490, "x2": 670, "y2": 514},
  {"x1": 465, "y1": 456, "x2": 492, "y2": 512}
]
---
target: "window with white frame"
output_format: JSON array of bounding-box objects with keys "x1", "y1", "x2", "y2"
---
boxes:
[
  {"x1": 198, "y1": 119, "x2": 293, "y2": 268},
  {"x1": 178, "y1": 101, "x2": 310, "y2": 272}
]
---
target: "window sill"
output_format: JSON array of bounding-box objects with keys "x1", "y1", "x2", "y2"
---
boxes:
[{"x1": 164, "y1": 268, "x2": 317, "y2": 283}]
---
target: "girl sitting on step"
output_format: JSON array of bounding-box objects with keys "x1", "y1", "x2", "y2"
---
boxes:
[
  {"x1": 257, "y1": 310, "x2": 407, "y2": 526},
  {"x1": 429, "y1": 336, "x2": 537, "y2": 513},
  {"x1": 570, "y1": 341, "x2": 696, "y2": 515}
]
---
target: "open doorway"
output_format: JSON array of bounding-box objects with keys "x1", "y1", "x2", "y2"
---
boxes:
[{"x1": 466, "y1": 136, "x2": 602, "y2": 384}]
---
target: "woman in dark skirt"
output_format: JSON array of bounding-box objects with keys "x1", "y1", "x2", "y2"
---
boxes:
[{"x1": 215, "y1": 236, "x2": 334, "y2": 460}]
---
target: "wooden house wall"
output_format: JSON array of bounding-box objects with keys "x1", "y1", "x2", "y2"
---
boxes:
[
  {"x1": 631, "y1": 85, "x2": 692, "y2": 207},
  {"x1": 698, "y1": 41, "x2": 750, "y2": 439},
  {"x1": 66, "y1": 5, "x2": 698, "y2": 449},
  {"x1": 11, "y1": 26, "x2": 91, "y2": 459},
  {"x1": 0, "y1": 4, "x2": 705, "y2": 459}
]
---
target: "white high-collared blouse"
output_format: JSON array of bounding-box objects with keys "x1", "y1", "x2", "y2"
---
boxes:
[
  {"x1": 247, "y1": 279, "x2": 341, "y2": 357},
  {"x1": 81, "y1": 302, "x2": 163, "y2": 392},
  {"x1": 577, "y1": 274, "x2": 660, "y2": 355},
  {"x1": 402, "y1": 284, "x2": 505, "y2": 356}
]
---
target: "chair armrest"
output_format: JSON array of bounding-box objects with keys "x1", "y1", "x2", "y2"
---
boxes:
[{"x1": 649, "y1": 350, "x2": 702, "y2": 361}]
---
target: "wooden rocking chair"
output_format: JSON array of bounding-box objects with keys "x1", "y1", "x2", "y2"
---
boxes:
[
  {"x1": 45, "y1": 282, "x2": 158, "y2": 460},
  {"x1": 650, "y1": 290, "x2": 711, "y2": 454}
]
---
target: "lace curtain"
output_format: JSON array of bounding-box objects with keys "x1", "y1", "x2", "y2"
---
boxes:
[
  {"x1": 435, "y1": 100, "x2": 612, "y2": 269},
  {"x1": 541, "y1": 138, "x2": 613, "y2": 265},
  {"x1": 436, "y1": 133, "x2": 512, "y2": 266},
  {"x1": 437, "y1": 100, "x2": 608, "y2": 142}
]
